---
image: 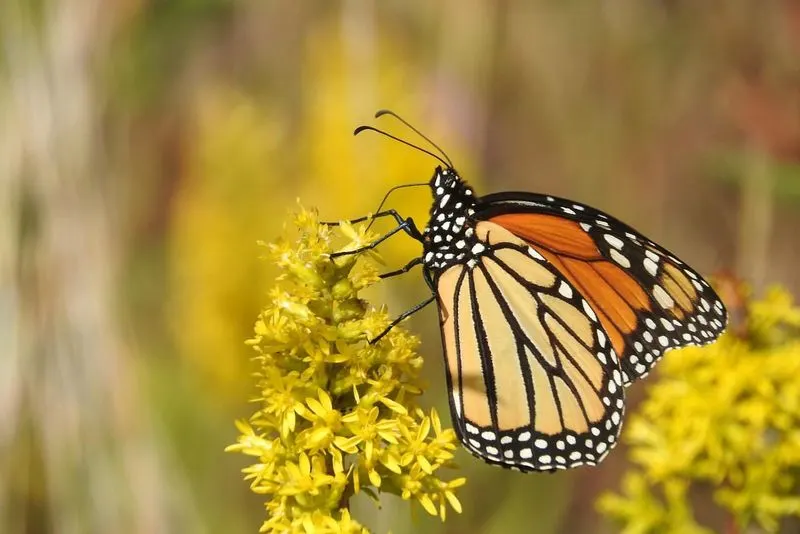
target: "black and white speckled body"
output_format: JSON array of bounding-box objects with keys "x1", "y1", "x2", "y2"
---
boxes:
[{"x1": 421, "y1": 167, "x2": 481, "y2": 278}]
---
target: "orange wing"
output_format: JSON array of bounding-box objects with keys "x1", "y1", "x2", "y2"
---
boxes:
[{"x1": 478, "y1": 195, "x2": 727, "y2": 386}]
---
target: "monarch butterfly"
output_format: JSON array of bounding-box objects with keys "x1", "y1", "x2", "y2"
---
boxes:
[{"x1": 330, "y1": 111, "x2": 727, "y2": 472}]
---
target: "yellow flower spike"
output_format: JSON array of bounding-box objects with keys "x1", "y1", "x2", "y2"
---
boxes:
[
  {"x1": 599, "y1": 284, "x2": 800, "y2": 533},
  {"x1": 228, "y1": 208, "x2": 464, "y2": 532}
]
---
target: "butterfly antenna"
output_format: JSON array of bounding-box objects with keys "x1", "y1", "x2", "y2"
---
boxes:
[
  {"x1": 375, "y1": 109, "x2": 454, "y2": 168},
  {"x1": 354, "y1": 125, "x2": 450, "y2": 168}
]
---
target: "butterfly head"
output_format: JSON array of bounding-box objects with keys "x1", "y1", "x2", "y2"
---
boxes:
[
  {"x1": 428, "y1": 166, "x2": 476, "y2": 212},
  {"x1": 422, "y1": 166, "x2": 479, "y2": 273}
]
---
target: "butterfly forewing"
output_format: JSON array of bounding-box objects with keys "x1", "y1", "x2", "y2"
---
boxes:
[
  {"x1": 436, "y1": 224, "x2": 625, "y2": 471},
  {"x1": 477, "y1": 192, "x2": 728, "y2": 386}
]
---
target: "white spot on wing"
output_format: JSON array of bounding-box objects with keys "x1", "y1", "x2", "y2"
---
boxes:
[
  {"x1": 644, "y1": 257, "x2": 658, "y2": 276},
  {"x1": 582, "y1": 300, "x2": 597, "y2": 321},
  {"x1": 597, "y1": 330, "x2": 607, "y2": 347},
  {"x1": 604, "y1": 234, "x2": 624, "y2": 249},
  {"x1": 610, "y1": 248, "x2": 631, "y2": 268},
  {"x1": 558, "y1": 281, "x2": 573, "y2": 299},
  {"x1": 528, "y1": 247, "x2": 545, "y2": 261}
]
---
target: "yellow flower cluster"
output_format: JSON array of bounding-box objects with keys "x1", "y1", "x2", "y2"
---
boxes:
[
  {"x1": 598, "y1": 285, "x2": 800, "y2": 533},
  {"x1": 227, "y1": 209, "x2": 465, "y2": 533}
]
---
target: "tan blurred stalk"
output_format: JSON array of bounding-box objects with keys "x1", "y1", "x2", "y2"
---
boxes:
[
  {"x1": 736, "y1": 150, "x2": 774, "y2": 293},
  {"x1": 0, "y1": 1, "x2": 200, "y2": 532}
]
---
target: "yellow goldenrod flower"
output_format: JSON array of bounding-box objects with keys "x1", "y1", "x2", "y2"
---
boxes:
[
  {"x1": 598, "y1": 283, "x2": 800, "y2": 534},
  {"x1": 227, "y1": 208, "x2": 465, "y2": 533}
]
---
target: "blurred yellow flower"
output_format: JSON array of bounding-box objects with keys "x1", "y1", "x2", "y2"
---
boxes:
[
  {"x1": 599, "y1": 283, "x2": 800, "y2": 534},
  {"x1": 170, "y1": 87, "x2": 287, "y2": 401},
  {"x1": 227, "y1": 209, "x2": 464, "y2": 533}
]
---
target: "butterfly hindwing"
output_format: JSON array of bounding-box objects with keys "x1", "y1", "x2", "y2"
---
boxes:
[{"x1": 435, "y1": 222, "x2": 625, "y2": 471}]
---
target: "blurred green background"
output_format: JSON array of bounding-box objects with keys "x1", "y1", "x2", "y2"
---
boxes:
[{"x1": 2, "y1": 1, "x2": 799, "y2": 533}]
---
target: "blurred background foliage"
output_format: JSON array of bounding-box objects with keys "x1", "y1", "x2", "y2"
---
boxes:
[{"x1": 1, "y1": 1, "x2": 799, "y2": 533}]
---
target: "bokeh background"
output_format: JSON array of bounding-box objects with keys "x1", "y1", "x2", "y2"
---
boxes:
[{"x1": 2, "y1": 1, "x2": 799, "y2": 533}]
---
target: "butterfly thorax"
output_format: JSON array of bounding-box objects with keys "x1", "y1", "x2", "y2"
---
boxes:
[{"x1": 422, "y1": 167, "x2": 480, "y2": 274}]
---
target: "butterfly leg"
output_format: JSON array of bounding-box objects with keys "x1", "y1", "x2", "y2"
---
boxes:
[
  {"x1": 379, "y1": 257, "x2": 422, "y2": 279},
  {"x1": 320, "y1": 209, "x2": 407, "y2": 227},
  {"x1": 329, "y1": 215, "x2": 423, "y2": 259},
  {"x1": 369, "y1": 294, "x2": 436, "y2": 344}
]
